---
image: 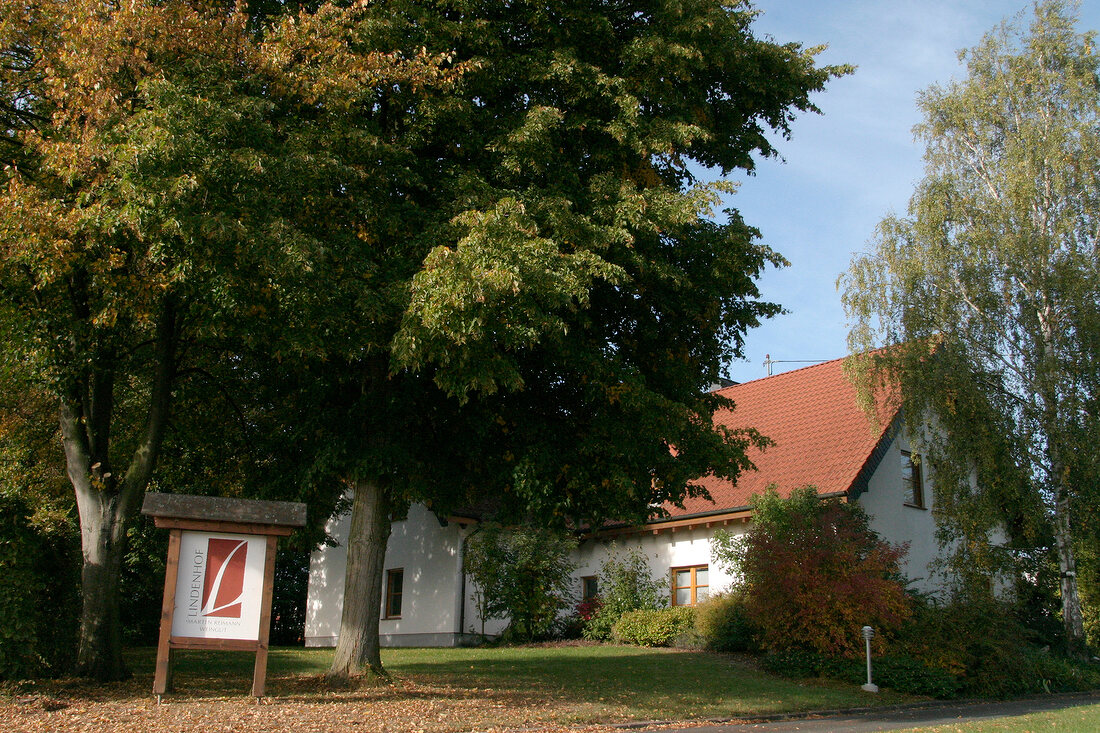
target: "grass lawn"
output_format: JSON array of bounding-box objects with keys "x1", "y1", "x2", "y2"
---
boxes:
[
  {"x1": 897, "y1": 703, "x2": 1100, "y2": 732},
  {"x1": 3, "y1": 643, "x2": 917, "y2": 732}
]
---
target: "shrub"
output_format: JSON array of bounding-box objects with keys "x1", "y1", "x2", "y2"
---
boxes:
[
  {"x1": 694, "y1": 591, "x2": 758, "y2": 652},
  {"x1": 891, "y1": 592, "x2": 1100, "y2": 699},
  {"x1": 1023, "y1": 648, "x2": 1100, "y2": 693},
  {"x1": 612, "y1": 607, "x2": 695, "y2": 647},
  {"x1": 874, "y1": 656, "x2": 962, "y2": 698},
  {"x1": 465, "y1": 524, "x2": 577, "y2": 642},
  {"x1": 893, "y1": 593, "x2": 1029, "y2": 696},
  {"x1": 763, "y1": 648, "x2": 961, "y2": 698},
  {"x1": 726, "y1": 486, "x2": 911, "y2": 657},
  {"x1": 0, "y1": 492, "x2": 80, "y2": 679},
  {"x1": 582, "y1": 546, "x2": 666, "y2": 641}
]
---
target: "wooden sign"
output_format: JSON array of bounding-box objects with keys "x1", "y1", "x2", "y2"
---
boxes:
[{"x1": 142, "y1": 493, "x2": 306, "y2": 699}]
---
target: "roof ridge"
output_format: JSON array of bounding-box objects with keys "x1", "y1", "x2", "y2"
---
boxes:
[{"x1": 716, "y1": 354, "x2": 849, "y2": 394}]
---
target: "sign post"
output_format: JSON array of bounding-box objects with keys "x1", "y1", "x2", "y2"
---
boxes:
[{"x1": 142, "y1": 493, "x2": 306, "y2": 699}]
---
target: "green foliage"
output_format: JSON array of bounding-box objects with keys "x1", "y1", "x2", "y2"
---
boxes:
[
  {"x1": 270, "y1": 545, "x2": 312, "y2": 647},
  {"x1": 823, "y1": 655, "x2": 962, "y2": 699},
  {"x1": 880, "y1": 589, "x2": 1100, "y2": 695},
  {"x1": 760, "y1": 648, "x2": 826, "y2": 679},
  {"x1": 583, "y1": 546, "x2": 667, "y2": 641},
  {"x1": 693, "y1": 591, "x2": 759, "y2": 652},
  {"x1": 871, "y1": 656, "x2": 961, "y2": 699},
  {"x1": 2, "y1": 0, "x2": 849, "y2": 677},
  {"x1": 612, "y1": 607, "x2": 695, "y2": 647},
  {"x1": 841, "y1": 0, "x2": 1100, "y2": 650},
  {"x1": 0, "y1": 491, "x2": 79, "y2": 679},
  {"x1": 733, "y1": 486, "x2": 911, "y2": 657},
  {"x1": 887, "y1": 593, "x2": 1100, "y2": 698},
  {"x1": 464, "y1": 524, "x2": 578, "y2": 642},
  {"x1": 0, "y1": 0, "x2": 439, "y2": 677},
  {"x1": 118, "y1": 515, "x2": 167, "y2": 646},
  {"x1": 895, "y1": 593, "x2": 1031, "y2": 696}
]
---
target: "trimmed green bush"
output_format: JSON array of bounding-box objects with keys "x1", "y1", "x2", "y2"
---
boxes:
[
  {"x1": 612, "y1": 607, "x2": 695, "y2": 647},
  {"x1": 694, "y1": 591, "x2": 758, "y2": 652}
]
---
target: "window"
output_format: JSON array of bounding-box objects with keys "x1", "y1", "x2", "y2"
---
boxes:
[
  {"x1": 902, "y1": 451, "x2": 925, "y2": 508},
  {"x1": 384, "y1": 568, "x2": 403, "y2": 619},
  {"x1": 581, "y1": 575, "x2": 599, "y2": 602},
  {"x1": 671, "y1": 565, "x2": 709, "y2": 606}
]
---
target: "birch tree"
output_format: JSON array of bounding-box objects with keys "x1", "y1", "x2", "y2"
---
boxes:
[{"x1": 842, "y1": 0, "x2": 1100, "y2": 654}]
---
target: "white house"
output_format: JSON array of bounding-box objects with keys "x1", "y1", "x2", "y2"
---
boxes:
[{"x1": 305, "y1": 356, "x2": 943, "y2": 648}]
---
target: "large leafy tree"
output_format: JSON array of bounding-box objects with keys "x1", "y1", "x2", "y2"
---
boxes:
[
  {"x1": 314, "y1": 0, "x2": 847, "y2": 678},
  {"x1": 2, "y1": 0, "x2": 844, "y2": 682},
  {"x1": 842, "y1": 1, "x2": 1100, "y2": 654},
  {"x1": 0, "y1": 0, "x2": 448, "y2": 679}
]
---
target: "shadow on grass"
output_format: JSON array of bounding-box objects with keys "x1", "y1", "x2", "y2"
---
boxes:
[
  {"x1": 11, "y1": 644, "x2": 911, "y2": 721},
  {"x1": 378, "y1": 644, "x2": 909, "y2": 718}
]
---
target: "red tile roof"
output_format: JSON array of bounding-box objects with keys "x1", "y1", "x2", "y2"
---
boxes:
[{"x1": 665, "y1": 356, "x2": 899, "y2": 519}]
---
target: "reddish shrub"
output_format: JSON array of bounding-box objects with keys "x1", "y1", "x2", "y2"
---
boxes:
[{"x1": 732, "y1": 486, "x2": 912, "y2": 657}]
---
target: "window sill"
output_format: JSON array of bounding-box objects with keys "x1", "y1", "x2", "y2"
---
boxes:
[{"x1": 903, "y1": 502, "x2": 927, "y2": 510}]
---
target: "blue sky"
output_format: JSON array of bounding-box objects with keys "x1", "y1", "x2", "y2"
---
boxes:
[{"x1": 720, "y1": 1, "x2": 1100, "y2": 383}]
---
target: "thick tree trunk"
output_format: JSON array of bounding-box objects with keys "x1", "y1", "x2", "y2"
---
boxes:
[
  {"x1": 61, "y1": 300, "x2": 178, "y2": 680},
  {"x1": 328, "y1": 477, "x2": 393, "y2": 679},
  {"x1": 72, "y1": 488, "x2": 130, "y2": 680}
]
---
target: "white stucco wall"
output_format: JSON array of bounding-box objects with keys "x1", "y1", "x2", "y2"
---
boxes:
[
  {"x1": 570, "y1": 522, "x2": 748, "y2": 606},
  {"x1": 855, "y1": 431, "x2": 943, "y2": 594},
  {"x1": 305, "y1": 502, "x2": 479, "y2": 647},
  {"x1": 306, "y1": 428, "x2": 948, "y2": 647}
]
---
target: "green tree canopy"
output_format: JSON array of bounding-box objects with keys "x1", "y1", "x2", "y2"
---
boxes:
[
  {"x1": 841, "y1": 0, "x2": 1100, "y2": 653},
  {"x1": 304, "y1": 0, "x2": 848, "y2": 678},
  {"x1": 0, "y1": 0, "x2": 452, "y2": 679},
  {"x1": 1, "y1": 0, "x2": 846, "y2": 681}
]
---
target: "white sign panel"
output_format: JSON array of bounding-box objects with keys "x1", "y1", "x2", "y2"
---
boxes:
[{"x1": 172, "y1": 531, "x2": 267, "y2": 640}]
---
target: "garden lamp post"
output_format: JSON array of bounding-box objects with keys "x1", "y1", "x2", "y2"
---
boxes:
[{"x1": 861, "y1": 625, "x2": 878, "y2": 692}]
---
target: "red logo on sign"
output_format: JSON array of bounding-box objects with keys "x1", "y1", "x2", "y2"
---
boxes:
[{"x1": 201, "y1": 538, "x2": 248, "y2": 618}]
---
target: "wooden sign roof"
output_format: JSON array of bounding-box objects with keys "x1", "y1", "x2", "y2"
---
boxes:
[{"x1": 141, "y1": 492, "x2": 307, "y2": 527}]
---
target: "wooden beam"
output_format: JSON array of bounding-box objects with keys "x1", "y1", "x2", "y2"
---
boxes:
[
  {"x1": 252, "y1": 535, "x2": 279, "y2": 698},
  {"x1": 169, "y1": 637, "x2": 260, "y2": 652},
  {"x1": 153, "y1": 528, "x2": 182, "y2": 695},
  {"x1": 142, "y1": 492, "x2": 306, "y2": 527},
  {"x1": 152, "y1": 517, "x2": 294, "y2": 536}
]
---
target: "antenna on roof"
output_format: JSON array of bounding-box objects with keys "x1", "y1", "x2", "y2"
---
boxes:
[{"x1": 763, "y1": 354, "x2": 830, "y2": 376}]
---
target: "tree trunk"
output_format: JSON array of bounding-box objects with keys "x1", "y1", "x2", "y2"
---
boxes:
[
  {"x1": 73, "y1": 489, "x2": 130, "y2": 679},
  {"x1": 62, "y1": 300, "x2": 178, "y2": 680},
  {"x1": 1052, "y1": 469, "x2": 1087, "y2": 656},
  {"x1": 328, "y1": 477, "x2": 392, "y2": 679},
  {"x1": 1037, "y1": 312, "x2": 1087, "y2": 656}
]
